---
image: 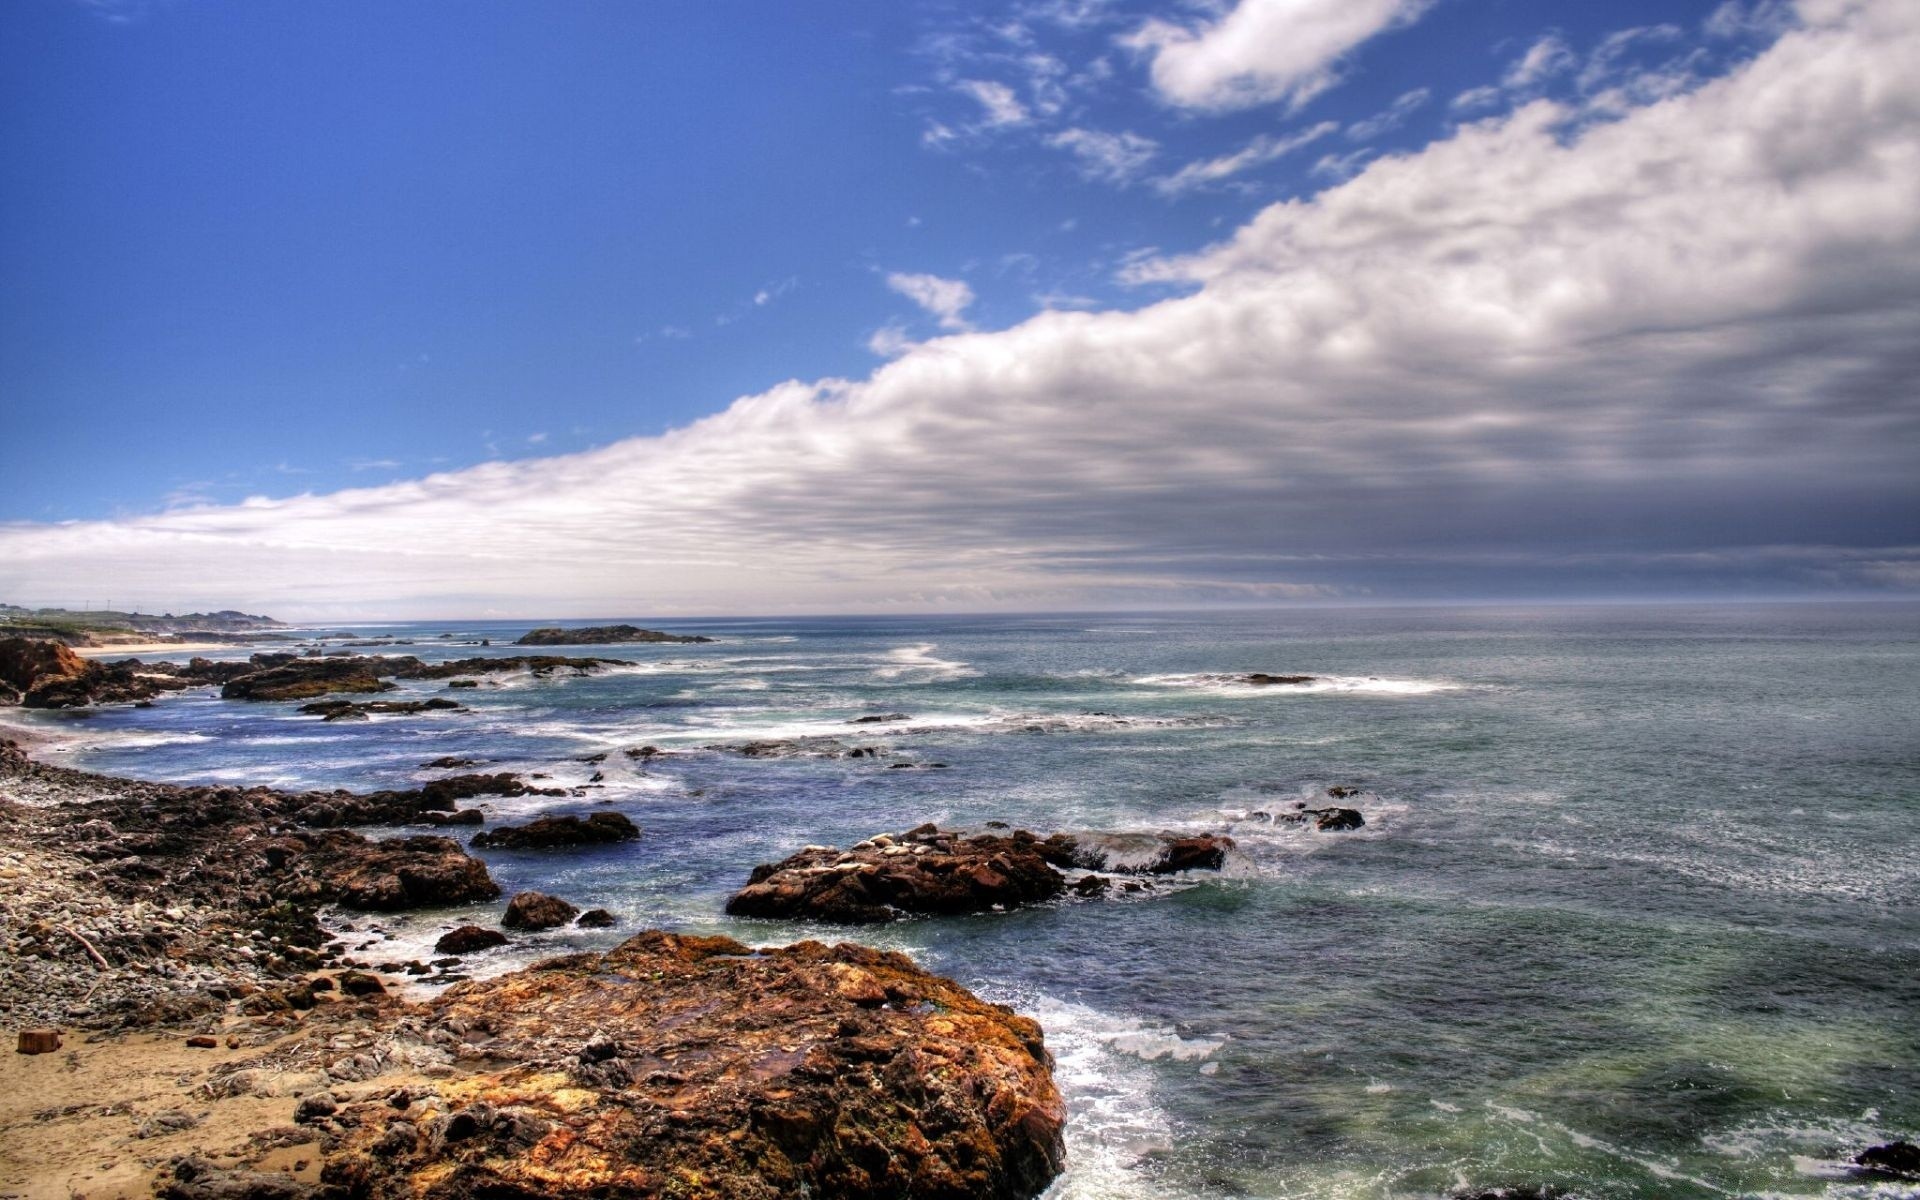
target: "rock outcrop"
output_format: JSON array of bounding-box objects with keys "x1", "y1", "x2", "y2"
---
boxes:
[
  {"x1": 1855, "y1": 1141, "x2": 1920, "y2": 1180},
  {"x1": 320, "y1": 931, "x2": 1063, "y2": 1200},
  {"x1": 471, "y1": 811, "x2": 640, "y2": 850},
  {"x1": 729, "y1": 824, "x2": 1240, "y2": 924},
  {"x1": 514, "y1": 624, "x2": 714, "y2": 645},
  {"x1": 297, "y1": 697, "x2": 464, "y2": 720}
]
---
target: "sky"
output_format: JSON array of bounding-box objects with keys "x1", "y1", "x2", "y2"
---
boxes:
[{"x1": 1, "y1": 0, "x2": 1916, "y2": 618}]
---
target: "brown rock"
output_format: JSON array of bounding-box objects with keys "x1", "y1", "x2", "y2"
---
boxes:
[
  {"x1": 16, "y1": 1028, "x2": 61, "y2": 1054},
  {"x1": 726, "y1": 825, "x2": 1067, "y2": 924},
  {"x1": 321, "y1": 932, "x2": 1062, "y2": 1200},
  {"x1": 502, "y1": 891, "x2": 579, "y2": 930},
  {"x1": 434, "y1": 925, "x2": 509, "y2": 955},
  {"x1": 470, "y1": 811, "x2": 639, "y2": 850}
]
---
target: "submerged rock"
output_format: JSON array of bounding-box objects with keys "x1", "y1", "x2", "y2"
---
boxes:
[
  {"x1": 297, "y1": 697, "x2": 464, "y2": 720},
  {"x1": 1244, "y1": 673, "x2": 1317, "y2": 686},
  {"x1": 471, "y1": 811, "x2": 639, "y2": 850},
  {"x1": 320, "y1": 931, "x2": 1063, "y2": 1200},
  {"x1": 1855, "y1": 1141, "x2": 1920, "y2": 1179},
  {"x1": 514, "y1": 623, "x2": 714, "y2": 645},
  {"x1": 501, "y1": 890, "x2": 579, "y2": 930}
]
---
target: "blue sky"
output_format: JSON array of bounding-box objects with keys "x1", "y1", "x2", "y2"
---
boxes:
[{"x1": 2, "y1": 0, "x2": 1916, "y2": 616}]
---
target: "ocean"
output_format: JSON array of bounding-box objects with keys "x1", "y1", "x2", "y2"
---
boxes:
[{"x1": 24, "y1": 602, "x2": 1920, "y2": 1199}]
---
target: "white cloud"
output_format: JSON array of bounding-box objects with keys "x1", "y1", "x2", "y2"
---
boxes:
[
  {"x1": 1127, "y1": 0, "x2": 1434, "y2": 111},
  {"x1": 866, "y1": 324, "x2": 917, "y2": 358},
  {"x1": 956, "y1": 79, "x2": 1029, "y2": 127},
  {"x1": 1345, "y1": 87, "x2": 1431, "y2": 141},
  {"x1": 1047, "y1": 127, "x2": 1158, "y2": 184},
  {"x1": 885, "y1": 272, "x2": 976, "y2": 330},
  {"x1": 1154, "y1": 121, "x2": 1338, "y2": 195},
  {"x1": 1705, "y1": 0, "x2": 1798, "y2": 39},
  {"x1": 5, "y1": 0, "x2": 1917, "y2": 617},
  {"x1": 1504, "y1": 33, "x2": 1576, "y2": 89}
]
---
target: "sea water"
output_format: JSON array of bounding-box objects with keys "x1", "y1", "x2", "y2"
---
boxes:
[{"x1": 28, "y1": 603, "x2": 1920, "y2": 1198}]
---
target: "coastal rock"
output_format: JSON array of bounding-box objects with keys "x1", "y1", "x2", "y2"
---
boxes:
[
  {"x1": 575, "y1": 908, "x2": 617, "y2": 928},
  {"x1": 223, "y1": 657, "x2": 399, "y2": 701},
  {"x1": 1148, "y1": 834, "x2": 1237, "y2": 873},
  {"x1": 290, "y1": 773, "x2": 564, "y2": 828},
  {"x1": 321, "y1": 931, "x2": 1063, "y2": 1200},
  {"x1": 1244, "y1": 673, "x2": 1317, "y2": 686},
  {"x1": 296, "y1": 697, "x2": 464, "y2": 720},
  {"x1": 727, "y1": 824, "x2": 1068, "y2": 924},
  {"x1": 300, "y1": 832, "x2": 502, "y2": 911},
  {"x1": 502, "y1": 890, "x2": 579, "y2": 930},
  {"x1": 514, "y1": 624, "x2": 714, "y2": 646},
  {"x1": 471, "y1": 812, "x2": 639, "y2": 850},
  {"x1": 1855, "y1": 1141, "x2": 1920, "y2": 1179},
  {"x1": 1276, "y1": 806, "x2": 1366, "y2": 832},
  {"x1": 434, "y1": 926, "x2": 509, "y2": 955},
  {"x1": 0, "y1": 637, "x2": 89, "y2": 700}
]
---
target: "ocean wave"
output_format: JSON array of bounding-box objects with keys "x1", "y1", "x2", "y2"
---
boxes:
[
  {"x1": 986, "y1": 989, "x2": 1214, "y2": 1200},
  {"x1": 874, "y1": 643, "x2": 978, "y2": 681},
  {"x1": 1133, "y1": 672, "x2": 1457, "y2": 696}
]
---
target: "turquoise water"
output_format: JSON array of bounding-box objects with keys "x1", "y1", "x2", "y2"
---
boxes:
[{"x1": 35, "y1": 603, "x2": 1920, "y2": 1198}]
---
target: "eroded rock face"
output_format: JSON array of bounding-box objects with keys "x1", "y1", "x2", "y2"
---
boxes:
[
  {"x1": 514, "y1": 624, "x2": 714, "y2": 645},
  {"x1": 321, "y1": 931, "x2": 1064, "y2": 1200},
  {"x1": 0, "y1": 637, "x2": 89, "y2": 704},
  {"x1": 471, "y1": 811, "x2": 640, "y2": 850},
  {"x1": 223, "y1": 657, "x2": 398, "y2": 701}
]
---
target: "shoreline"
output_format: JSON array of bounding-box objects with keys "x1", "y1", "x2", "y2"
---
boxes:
[{"x1": 0, "y1": 735, "x2": 1067, "y2": 1200}]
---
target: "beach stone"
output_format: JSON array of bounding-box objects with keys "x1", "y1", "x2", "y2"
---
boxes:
[{"x1": 501, "y1": 891, "x2": 579, "y2": 930}]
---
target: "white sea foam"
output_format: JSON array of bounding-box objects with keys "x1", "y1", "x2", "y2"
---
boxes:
[
  {"x1": 874, "y1": 643, "x2": 978, "y2": 681},
  {"x1": 78, "y1": 730, "x2": 215, "y2": 750},
  {"x1": 1132, "y1": 672, "x2": 1457, "y2": 696},
  {"x1": 986, "y1": 990, "x2": 1214, "y2": 1200}
]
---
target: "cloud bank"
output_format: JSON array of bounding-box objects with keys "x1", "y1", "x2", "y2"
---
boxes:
[
  {"x1": 1127, "y1": 0, "x2": 1433, "y2": 111},
  {"x1": 4, "y1": 0, "x2": 1917, "y2": 618}
]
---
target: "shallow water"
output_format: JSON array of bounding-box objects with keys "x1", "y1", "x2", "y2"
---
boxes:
[{"x1": 34, "y1": 603, "x2": 1920, "y2": 1198}]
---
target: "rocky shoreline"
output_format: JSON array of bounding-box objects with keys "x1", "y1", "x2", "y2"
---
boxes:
[{"x1": 0, "y1": 739, "x2": 1067, "y2": 1199}]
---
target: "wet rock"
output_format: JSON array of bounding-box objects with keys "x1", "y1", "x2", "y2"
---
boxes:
[
  {"x1": 222, "y1": 656, "x2": 404, "y2": 701},
  {"x1": 501, "y1": 891, "x2": 579, "y2": 931},
  {"x1": 850, "y1": 712, "x2": 911, "y2": 724},
  {"x1": 434, "y1": 925, "x2": 509, "y2": 955},
  {"x1": 1147, "y1": 835, "x2": 1236, "y2": 873},
  {"x1": 514, "y1": 624, "x2": 713, "y2": 645},
  {"x1": 575, "y1": 908, "x2": 617, "y2": 928},
  {"x1": 1855, "y1": 1141, "x2": 1920, "y2": 1179},
  {"x1": 727, "y1": 824, "x2": 1067, "y2": 924},
  {"x1": 303, "y1": 833, "x2": 501, "y2": 911},
  {"x1": 297, "y1": 697, "x2": 464, "y2": 720},
  {"x1": 1243, "y1": 673, "x2": 1317, "y2": 686},
  {"x1": 321, "y1": 931, "x2": 1062, "y2": 1200},
  {"x1": 336, "y1": 971, "x2": 387, "y2": 997},
  {"x1": 421, "y1": 756, "x2": 479, "y2": 769},
  {"x1": 1312, "y1": 808, "x2": 1365, "y2": 832},
  {"x1": 470, "y1": 811, "x2": 640, "y2": 850}
]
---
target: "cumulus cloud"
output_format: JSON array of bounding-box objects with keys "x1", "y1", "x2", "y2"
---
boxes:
[
  {"x1": 1345, "y1": 88, "x2": 1431, "y2": 141},
  {"x1": 5, "y1": 0, "x2": 1918, "y2": 617},
  {"x1": 1127, "y1": 0, "x2": 1434, "y2": 111},
  {"x1": 884, "y1": 272, "x2": 976, "y2": 330}
]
